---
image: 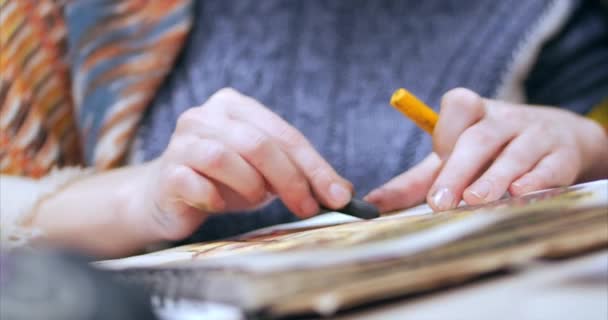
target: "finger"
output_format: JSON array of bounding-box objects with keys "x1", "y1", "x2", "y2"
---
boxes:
[
  {"x1": 215, "y1": 183, "x2": 276, "y2": 212},
  {"x1": 428, "y1": 120, "x2": 516, "y2": 211},
  {"x1": 509, "y1": 149, "x2": 579, "y2": 196},
  {"x1": 155, "y1": 165, "x2": 224, "y2": 240},
  {"x1": 172, "y1": 136, "x2": 268, "y2": 205},
  {"x1": 433, "y1": 88, "x2": 485, "y2": 160},
  {"x1": 364, "y1": 153, "x2": 441, "y2": 213},
  {"x1": 161, "y1": 165, "x2": 225, "y2": 213},
  {"x1": 463, "y1": 128, "x2": 552, "y2": 204},
  {"x1": 218, "y1": 120, "x2": 320, "y2": 218},
  {"x1": 210, "y1": 88, "x2": 353, "y2": 209}
]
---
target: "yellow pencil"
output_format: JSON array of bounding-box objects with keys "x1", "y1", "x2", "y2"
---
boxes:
[{"x1": 390, "y1": 88, "x2": 439, "y2": 134}]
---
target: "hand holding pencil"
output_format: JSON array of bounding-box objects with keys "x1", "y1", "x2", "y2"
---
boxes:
[{"x1": 364, "y1": 87, "x2": 608, "y2": 213}]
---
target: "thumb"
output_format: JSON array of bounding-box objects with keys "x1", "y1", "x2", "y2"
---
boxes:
[
  {"x1": 364, "y1": 153, "x2": 441, "y2": 213},
  {"x1": 434, "y1": 88, "x2": 485, "y2": 160}
]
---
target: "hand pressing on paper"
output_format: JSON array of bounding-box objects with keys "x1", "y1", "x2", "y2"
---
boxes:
[
  {"x1": 141, "y1": 88, "x2": 353, "y2": 240},
  {"x1": 29, "y1": 88, "x2": 352, "y2": 256},
  {"x1": 365, "y1": 88, "x2": 608, "y2": 213}
]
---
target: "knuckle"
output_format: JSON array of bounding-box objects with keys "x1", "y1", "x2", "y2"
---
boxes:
[
  {"x1": 212, "y1": 87, "x2": 240, "y2": 101},
  {"x1": 199, "y1": 142, "x2": 228, "y2": 171},
  {"x1": 504, "y1": 147, "x2": 529, "y2": 166},
  {"x1": 164, "y1": 165, "x2": 191, "y2": 191},
  {"x1": 308, "y1": 165, "x2": 329, "y2": 186},
  {"x1": 165, "y1": 138, "x2": 191, "y2": 160},
  {"x1": 463, "y1": 126, "x2": 495, "y2": 146},
  {"x1": 204, "y1": 87, "x2": 242, "y2": 113},
  {"x1": 527, "y1": 124, "x2": 547, "y2": 136},
  {"x1": 497, "y1": 107, "x2": 522, "y2": 123},
  {"x1": 536, "y1": 158, "x2": 564, "y2": 182},
  {"x1": 534, "y1": 165, "x2": 552, "y2": 182},
  {"x1": 276, "y1": 124, "x2": 304, "y2": 149},
  {"x1": 238, "y1": 175, "x2": 267, "y2": 203},
  {"x1": 474, "y1": 132, "x2": 495, "y2": 146},
  {"x1": 529, "y1": 124, "x2": 561, "y2": 149},
  {"x1": 176, "y1": 108, "x2": 202, "y2": 129},
  {"x1": 218, "y1": 87, "x2": 239, "y2": 96},
  {"x1": 241, "y1": 131, "x2": 272, "y2": 158},
  {"x1": 442, "y1": 87, "x2": 482, "y2": 114},
  {"x1": 283, "y1": 178, "x2": 310, "y2": 200}
]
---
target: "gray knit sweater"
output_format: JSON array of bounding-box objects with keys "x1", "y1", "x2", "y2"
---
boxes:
[{"x1": 134, "y1": 0, "x2": 608, "y2": 242}]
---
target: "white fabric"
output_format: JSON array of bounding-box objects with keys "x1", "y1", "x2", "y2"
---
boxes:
[{"x1": 0, "y1": 167, "x2": 92, "y2": 250}]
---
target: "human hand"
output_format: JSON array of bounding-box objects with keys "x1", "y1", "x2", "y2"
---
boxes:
[
  {"x1": 140, "y1": 88, "x2": 353, "y2": 240},
  {"x1": 365, "y1": 88, "x2": 608, "y2": 212}
]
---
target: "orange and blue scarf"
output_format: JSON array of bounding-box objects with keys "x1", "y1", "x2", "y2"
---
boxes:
[{"x1": 0, "y1": 0, "x2": 192, "y2": 177}]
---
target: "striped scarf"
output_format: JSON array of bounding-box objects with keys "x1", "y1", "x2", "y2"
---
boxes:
[{"x1": 0, "y1": 0, "x2": 192, "y2": 177}]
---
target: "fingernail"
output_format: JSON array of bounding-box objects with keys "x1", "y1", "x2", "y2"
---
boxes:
[
  {"x1": 329, "y1": 183, "x2": 351, "y2": 206},
  {"x1": 300, "y1": 198, "x2": 319, "y2": 217},
  {"x1": 430, "y1": 187, "x2": 454, "y2": 211},
  {"x1": 468, "y1": 180, "x2": 491, "y2": 201}
]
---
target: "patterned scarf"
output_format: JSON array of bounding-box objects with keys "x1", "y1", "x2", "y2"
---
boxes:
[{"x1": 0, "y1": 0, "x2": 192, "y2": 177}]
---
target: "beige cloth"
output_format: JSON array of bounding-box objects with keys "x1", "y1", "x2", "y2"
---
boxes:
[{"x1": 0, "y1": 167, "x2": 91, "y2": 250}]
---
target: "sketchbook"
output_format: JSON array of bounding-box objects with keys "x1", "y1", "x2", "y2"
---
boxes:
[{"x1": 97, "y1": 180, "x2": 608, "y2": 318}]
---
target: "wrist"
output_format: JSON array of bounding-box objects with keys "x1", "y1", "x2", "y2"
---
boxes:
[{"x1": 118, "y1": 160, "x2": 168, "y2": 246}]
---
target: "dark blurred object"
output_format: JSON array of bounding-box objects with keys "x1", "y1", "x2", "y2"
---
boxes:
[
  {"x1": 0, "y1": 249, "x2": 157, "y2": 320},
  {"x1": 321, "y1": 199, "x2": 380, "y2": 220}
]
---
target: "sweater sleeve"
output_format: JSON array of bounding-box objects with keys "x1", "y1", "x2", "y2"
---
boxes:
[{"x1": 525, "y1": 0, "x2": 608, "y2": 129}]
